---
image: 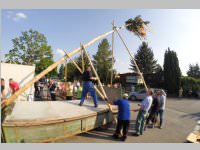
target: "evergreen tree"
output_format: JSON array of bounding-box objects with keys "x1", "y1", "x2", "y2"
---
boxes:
[
  {"x1": 93, "y1": 38, "x2": 112, "y2": 84},
  {"x1": 58, "y1": 64, "x2": 65, "y2": 79},
  {"x1": 163, "y1": 48, "x2": 181, "y2": 94},
  {"x1": 130, "y1": 42, "x2": 158, "y2": 74},
  {"x1": 187, "y1": 63, "x2": 200, "y2": 78}
]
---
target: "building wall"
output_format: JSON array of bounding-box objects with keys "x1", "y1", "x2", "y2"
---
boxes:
[
  {"x1": 1, "y1": 63, "x2": 35, "y2": 101},
  {"x1": 119, "y1": 72, "x2": 142, "y2": 92}
]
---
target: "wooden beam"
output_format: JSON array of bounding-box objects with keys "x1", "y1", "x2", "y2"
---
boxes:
[
  {"x1": 81, "y1": 44, "x2": 117, "y2": 124},
  {"x1": 64, "y1": 60, "x2": 67, "y2": 90},
  {"x1": 115, "y1": 29, "x2": 148, "y2": 91},
  {"x1": 81, "y1": 44, "x2": 113, "y2": 111},
  {"x1": 62, "y1": 50, "x2": 83, "y2": 74},
  {"x1": 94, "y1": 86, "x2": 105, "y2": 100},
  {"x1": 80, "y1": 45, "x2": 85, "y2": 72},
  {"x1": 3, "y1": 23, "x2": 131, "y2": 108},
  {"x1": 110, "y1": 20, "x2": 115, "y2": 86}
]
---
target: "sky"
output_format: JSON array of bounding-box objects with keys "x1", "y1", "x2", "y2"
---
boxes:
[{"x1": 1, "y1": 9, "x2": 200, "y2": 75}]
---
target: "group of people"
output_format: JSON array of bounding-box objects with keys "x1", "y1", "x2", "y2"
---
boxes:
[
  {"x1": 34, "y1": 77, "x2": 84, "y2": 101},
  {"x1": 1, "y1": 67, "x2": 166, "y2": 142},
  {"x1": 112, "y1": 89, "x2": 166, "y2": 141},
  {"x1": 34, "y1": 78, "x2": 57, "y2": 101},
  {"x1": 1, "y1": 78, "x2": 20, "y2": 106},
  {"x1": 58, "y1": 80, "x2": 83, "y2": 100},
  {"x1": 73, "y1": 66, "x2": 167, "y2": 141}
]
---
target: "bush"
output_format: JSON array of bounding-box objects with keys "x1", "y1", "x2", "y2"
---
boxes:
[{"x1": 180, "y1": 76, "x2": 200, "y2": 96}]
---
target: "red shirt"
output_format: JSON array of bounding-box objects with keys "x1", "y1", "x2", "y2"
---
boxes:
[{"x1": 9, "y1": 82, "x2": 19, "y2": 91}]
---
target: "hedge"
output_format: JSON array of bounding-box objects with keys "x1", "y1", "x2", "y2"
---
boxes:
[{"x1": 180, "y1": 76, "x2": 200, "y2": 95}]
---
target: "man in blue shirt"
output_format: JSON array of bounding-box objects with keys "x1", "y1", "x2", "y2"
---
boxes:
[{"x1": 112, "y1": 93, "x2": 130, "y2": 141}]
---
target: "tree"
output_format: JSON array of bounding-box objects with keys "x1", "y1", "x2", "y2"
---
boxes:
[
  {"x1": 35, "y1": 57, "x2": 57, "y2": 77},
  {"x1": 187, "y1": 63, "x2": 200, "y2": 78},
  {"x1": 74, "y1": 51, "x2": 90, "y2": 79},
  {"x1": 163, "y1": 48, "x2": 181, "y2": 94},
  {"x1": 125, "y1": 15, "x2": 150, "y2": 39},
  {"x1": 93, "y1": 39, "x2": 112, "y2": 84},
  {"x1": 58, "y1": 64, "x2": 65, "y2": 80},
  {"x1": 66, "y1": 61, "x2": 77, "y2": 81},
  {"x1": 5, "y1": 29, "x2": 56, "y2": 77},
  {"x1": 5, "y1": 29, "x2": 53, "y2": 65},
  {"x1": 129, "y1": 42, "x2": 158, "y2": 74}
]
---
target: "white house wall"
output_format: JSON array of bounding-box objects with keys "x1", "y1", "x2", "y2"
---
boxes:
[{"x1": 0, "y1": 63, "x2": 35, "y2": 101}]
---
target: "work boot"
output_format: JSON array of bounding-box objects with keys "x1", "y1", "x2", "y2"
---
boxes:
[
  {"x1": 133, "y1": 132, "x2": 140, "y2": 136},
  {"x1": 94, "y1": 104, "x2": 98, "y2": 108},
  {"x1": 112, "y1": 134, "x2": 119, "y2": 139},
  {"x1": 121, "y1": 136, "x2": 127, "y2": 141},
  {"x1": 79, "y1": 103, "x2": 83, "y2": 106}
]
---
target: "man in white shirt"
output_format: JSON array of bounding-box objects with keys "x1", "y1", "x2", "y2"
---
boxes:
[{"x1": 134, "y1": 89, "x2": 153, "y2": 136}]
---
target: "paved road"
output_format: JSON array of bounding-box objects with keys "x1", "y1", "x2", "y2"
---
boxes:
[{"x1": 56, "y1": 98, "x2": 200, "y2": 143}]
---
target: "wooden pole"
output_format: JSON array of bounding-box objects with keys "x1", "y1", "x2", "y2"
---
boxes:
[
  {"x1": 3, "y1": 23, "x2": 132, "y2": 108},
  {"x1": 62, "y1": 50, "x2": 83, "y2": 74},
  {"x1": 64, "y1": 60, "x2": 68, "y2": 91},
  {"x1": 110, "y1": 20, "x2": 115, "y2": 86},
  {"x1": 80, "y1": 46, "x2": 85, "y2": 72},
  {"x1": 115, "y1": 29, "x2": 148, "y2": 91},
  {"x1": 81, "y1": 44, "x2": 113, "y2": 111},
  {"x1": 81, "y1": 44, "x2": 117, "y2": 124},
  {"x1": 94, "y1": 86, "x2": 105, "y2": 100}
]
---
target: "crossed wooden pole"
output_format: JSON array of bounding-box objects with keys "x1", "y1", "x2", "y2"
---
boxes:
[{"x1": 2, "y1": 22, "x2": 148, "y2": 111}]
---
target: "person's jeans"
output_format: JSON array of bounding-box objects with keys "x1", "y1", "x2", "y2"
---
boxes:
[
  {"x1": 80, "y1": 81, "x2": 98, "y2": 106},
  {"x1": 115, "y1": 119, "x2": 130, "y2": 137},
  {"x1": 158, "y1": 109, "x2": 164, "y2": 127},
  {"x1": 135, "y1": 110, "x2": 147, "y2": 134}
]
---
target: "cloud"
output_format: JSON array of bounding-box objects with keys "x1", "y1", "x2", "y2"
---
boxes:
[
  {"x1": 6, "y1": 11, "x2": 14, "y2": 19},
  {"x1": 12, "y1": 12, "x2": 28, "y2": 21},
  {"x1": 55, "y1": 48, "x2": 65, "y2": 56}
]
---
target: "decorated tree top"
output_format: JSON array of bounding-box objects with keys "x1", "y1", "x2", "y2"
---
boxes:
[{"x1": 125, "y1": 15, "x2": 150, "y2": 39}]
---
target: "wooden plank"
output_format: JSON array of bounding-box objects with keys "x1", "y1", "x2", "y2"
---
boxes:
[{"x1": 187, "y1": 133, "x2": 199, "y2": 143}]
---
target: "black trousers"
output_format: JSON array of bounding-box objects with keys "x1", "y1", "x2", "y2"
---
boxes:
[
  {"x1": 146, "y1": 111, "x2": 158, "y2": 125},
  {"x1": 115, "y1": 119, "x2": 130, "y2": 136},
  {"x1": 51, "y1": 93, "x2": 56, "y2": 101},
  {"x1": 66, "y1": 96, "x2": 73, "y2": 100}
]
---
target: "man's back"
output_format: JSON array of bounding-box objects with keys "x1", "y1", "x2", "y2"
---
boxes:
[
  {"x1": 114, "y1": 99, "x2": 130, "y2": 120},
  {"x1": 160, "y1": 95, "x2": 166, "y2": 110}
]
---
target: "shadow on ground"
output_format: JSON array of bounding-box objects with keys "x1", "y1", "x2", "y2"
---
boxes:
[
  {"x1": 77, "y1": 120, "x2": 136, "y2": 142},
  {"x1": 181, "y1": 112, "x2": 200, "y2": 121}
]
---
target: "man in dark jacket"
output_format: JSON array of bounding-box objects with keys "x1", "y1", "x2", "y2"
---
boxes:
[
  {"x1": 49, "y1": 79, "x2": 57, "y2": 101},
  {"x1": 145, "y1": 91, "x2": 161, "y2": 129},
  {"x1": 112, "y1": 93, "x2": 130, "y2": 141},
  {"x1": 79, "y1": 66, "x2": 98, "y2": 107}
]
